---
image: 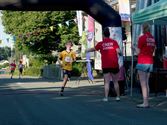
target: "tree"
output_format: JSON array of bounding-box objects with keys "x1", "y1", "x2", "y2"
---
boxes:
[
  {"x1": 2, "y1": 11, "x2": 79, "y2": 64},
  {"x1": 0, "y1": 47, "x2": 11, "y2": 60}
]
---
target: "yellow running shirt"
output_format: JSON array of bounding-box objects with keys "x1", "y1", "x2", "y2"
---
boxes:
[{"x1": 59, "y1": 50, "x2": 76, "y2": 71}]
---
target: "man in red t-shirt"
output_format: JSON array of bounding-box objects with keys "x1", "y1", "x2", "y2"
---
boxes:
[
  {"x1": 86, "y1": 27, "x2": 122, "y2": 102},
  {"x1": 10, "y1": 60, "x2": 16, "y2": 79},
  {"x1": 133, "y1": 23, "x2": 156, "y2": 108}
]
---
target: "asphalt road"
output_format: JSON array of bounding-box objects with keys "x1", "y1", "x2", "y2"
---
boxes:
[{"x1": 0, "y1": 76, "x2": 167, "y2": 125}]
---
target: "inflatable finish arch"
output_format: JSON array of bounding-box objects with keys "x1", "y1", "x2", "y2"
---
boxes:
[{"x1": 0, "y1": 0, "x2": 121, "y2": 27}]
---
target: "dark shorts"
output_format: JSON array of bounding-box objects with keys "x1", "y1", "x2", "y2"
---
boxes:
[
  {"x1": 11, "y1": 70, "x2": 15, "y2": 74},
  {"x1": 102, "y1": 68, "x2": 119, "y2": 74},
  {"x1": 136, "y1": 64, "x2": 153, "y2": 73},
  {"x1": 19, "y1": 68, "x2": 23, "y2": 74},
  {"x1": 63, "y1": 69, "x2": 72, "y2": 78}
]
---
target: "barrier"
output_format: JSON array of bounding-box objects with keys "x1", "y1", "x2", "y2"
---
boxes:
[{"x1": 43, "y1": 64, "x2": 62, "y2": 80}]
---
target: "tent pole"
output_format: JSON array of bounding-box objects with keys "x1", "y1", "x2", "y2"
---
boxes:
[
  {"x1": 130, "y1": 24, "x2": 134, "y2": 96},
  {"x1": 130, "y1": 46, "x2": 133, "y2": 96}
]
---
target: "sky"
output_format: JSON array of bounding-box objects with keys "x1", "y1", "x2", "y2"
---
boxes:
[{"x1": 0, "y1": 11, "x2": 14, "y2": 48}]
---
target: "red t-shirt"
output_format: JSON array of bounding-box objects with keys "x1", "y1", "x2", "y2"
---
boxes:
[
  {"x1": 95, "y1": 38, "x2": 119, "y2": 68},
  {"x1": 10, "y1": 63, "x2": 16, "y2": 71},
  {"x1": 137, "y1": 32, "x2": 156, "y2": 64}
]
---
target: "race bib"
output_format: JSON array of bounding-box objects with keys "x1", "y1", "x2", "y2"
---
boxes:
[{"x1": 64, "y1": 56, "x2": 72, "y2": 63}]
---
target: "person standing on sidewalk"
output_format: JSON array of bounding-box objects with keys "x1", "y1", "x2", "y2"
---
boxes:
[
  {"x1": 133, "y1": 23, "x2": 156, "y2": 108},
  {"x1": 58, "y1": 41, "x2": 76, "y2": 96},
  {"x1": 10, "y1": 60, "x2": 16, "y2": 79},
  {"x1": 86, "y1": 27, "x2": 121, "y2": 102}
]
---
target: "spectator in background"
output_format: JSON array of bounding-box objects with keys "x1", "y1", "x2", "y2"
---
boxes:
[{"x1": 10, "y1": 60, "x2": 16, "y2": 79}]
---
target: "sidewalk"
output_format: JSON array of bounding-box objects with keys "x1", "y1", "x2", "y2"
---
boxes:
[{"x1": 69, "y1": 79, "x2": 167, "y2": 112}]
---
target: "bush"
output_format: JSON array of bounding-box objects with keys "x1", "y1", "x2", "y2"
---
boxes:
[
  {"x1": 22, "y1": 56, "x2": 45, "y2": 76},
  {"x1": 72, "y1": 61, "x2": 99, "y2": 77},
  {"x1": 72, "y1": 62, "x2": 84, "y2": 76},
  {"x1": 23, "y1": 67, "x2": 41, "y2": 76},
  {"x1": 11, "y1": 66, "x2": 41, "y2": 77},
  {"x1": 0, "y1": 62, "x2": 9, "y2": 69}
]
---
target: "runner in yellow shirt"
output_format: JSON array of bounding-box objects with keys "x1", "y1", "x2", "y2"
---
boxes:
[{"x1": 58, "y1": 41, "x2": 76, "y2": 96}]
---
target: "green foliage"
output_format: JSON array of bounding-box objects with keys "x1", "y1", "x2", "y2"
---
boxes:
[
  {"x1": 0, "y1": 62, "x2": 9, "y2": 69},
  {"x1": 13, "y1": 66, "x2": 41, "y2": 77},
  {"x1": 1, "y1": 11, "x2": 79, "y2": 63},
  {"x1": 72, "y1": 61, "x2": 101, "y2": 77},
  {"x1": 29, "y1": 56, "x2": 44, "y2": 67},
  {"x1": 23, "y1": 67, "x2": 41, "y2": 76},
  {"x1": 80, "y1": 31, "x2": 87, "y2": 58},
  {"x1": 72, "y1": 62, "x2": 84, "y2": 76},
  {"x1": 23, "y1": 56, "x2": 45, "y2": 76},
  {"x1": 0, "y1": 47, "x2": 11, "y2": 60}
]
